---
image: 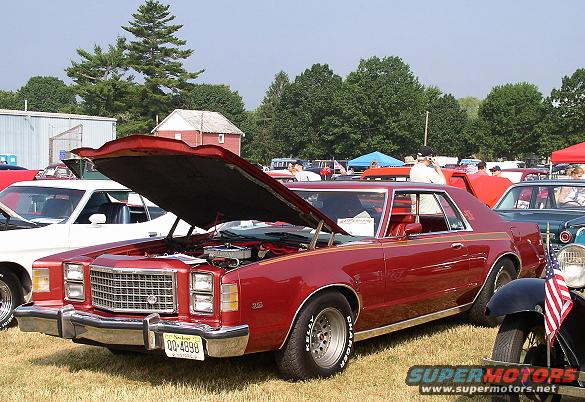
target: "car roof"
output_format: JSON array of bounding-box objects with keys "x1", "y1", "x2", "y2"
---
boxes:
[
  {"x1": 286, "y1": 181, "x2": 452, "y2": 191},
  {"x1": 509, "y1": 179, "x2": 585, "y2": 186},
  {"x1": 8, "y1": 179, "x2": 127, "y2": 191}
]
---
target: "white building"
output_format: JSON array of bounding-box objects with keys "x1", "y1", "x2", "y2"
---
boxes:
[{"x1": 0, "y1": 109, "x2": 116, "y2": 169}]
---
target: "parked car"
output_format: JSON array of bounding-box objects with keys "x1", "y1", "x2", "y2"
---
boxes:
[
  {"x1": 484, "y1": 243, "x2": 585, "y2": 400},
  {"x1": 361, "y1": 166, "x2": 512, "y2": 207},
  {"x1": 0, "y1": 164, "x2": 27, "y2": 170},
  {"x1": 493, "y1": 180, "x2": 585, "y2": 251},
  {"x1": 265, "y1": 170, "x2": 296, "y2": 183},
  {"x1": 35, "y1": 163, "x2": 76, "y2": 180},
  {"x1": 15, "y1": 136, "x2": 544, "y2": 380},
  {"x1": 0, "y1": 179, "x2": 189, "y2": 329},
  {"x1": 500, "y1": 168, "x2": 548, "y2": 183}
]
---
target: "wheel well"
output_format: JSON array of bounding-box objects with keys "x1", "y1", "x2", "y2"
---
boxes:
[
  {"x1": 0, "y1": 262, "x2": 31, "y2": 296},
  {"x1": 501, "y1": 254, "x2": 521, "y2": 276},
  {"x1": 304, "y1": 285, "x2": 360, "y2": 320}
]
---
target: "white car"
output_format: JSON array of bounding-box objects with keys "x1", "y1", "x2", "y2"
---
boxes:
[{"x1": 0, "y1": 179, "x2": 188, "y2": 329}]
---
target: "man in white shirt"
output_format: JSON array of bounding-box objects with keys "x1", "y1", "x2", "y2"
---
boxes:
[
  {"x1": 294, "y1": 160, "x2": 321, "y2": 181},
  {"x1": 409, "y1": 146, "x2": 446, "y2": 184},
  {"x1": 409, "y1": 146, "x2": 446, "y2": 214}
]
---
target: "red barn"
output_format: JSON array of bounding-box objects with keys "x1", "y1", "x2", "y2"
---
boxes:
[{"x1": 152, "y1": 109, "x2": 244, "y2": 155}]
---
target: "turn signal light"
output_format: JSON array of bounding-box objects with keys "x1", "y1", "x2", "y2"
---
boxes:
[
  {"x1": 221, "y1": 284, "x2": 239, "y2": 312},
  {"x1": 32, "y1": 268, "x2": 50, "y2": 293}
]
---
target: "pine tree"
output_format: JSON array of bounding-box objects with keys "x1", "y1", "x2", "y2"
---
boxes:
[{"x1": 122, "y1": 0, "x2": 203, "y2": 126}]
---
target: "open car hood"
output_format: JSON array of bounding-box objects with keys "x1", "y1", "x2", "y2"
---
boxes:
[
  {"x1": 0, "y1": 200, "x2": 36, "y2": 225},
  {"x1": 73, "y1": 135, "x2": 347, "y2": 234}
]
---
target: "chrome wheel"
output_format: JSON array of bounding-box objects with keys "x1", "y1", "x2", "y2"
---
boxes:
[
  {"x1": 0, "y1": 280, "x2": 13, "y2": 324},
  {"x1": 309, "y1": 308, "x2": 347, "y2": 369}
]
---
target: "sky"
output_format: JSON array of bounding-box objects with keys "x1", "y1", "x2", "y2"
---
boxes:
[{"x1": 1, "y1": 0, "x2": 584, "y2": 109}]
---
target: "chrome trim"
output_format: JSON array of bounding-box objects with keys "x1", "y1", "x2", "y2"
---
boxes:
[
  {"x1": 278, "y1": 283, "x2": 361, "y2": 349},
  {"x1": 354, "y1": 303, "x2": 471, "y2": 342},
  {"x1": 469, "y1": 252, "x2": 522, "y2": 306},
  {"x1": 90, "y1": 265, "x2": 178, "y2": 314},
  {"x1": 14, "y1": 304, "x2": 249, "y2": 358},
  {"x1": 382, "y1": 189, "x2": 473, "y2": 239},
  {"x1": 189, "y1": 271, "x2": 215, "y2": 316},
  {"x1": 291, "y1": 188, "x2": 389, "y2": 238}
]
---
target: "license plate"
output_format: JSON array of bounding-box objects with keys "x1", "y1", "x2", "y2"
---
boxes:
[{"x1": 163, "y1": 333, "x2": 204, "y2": 360}]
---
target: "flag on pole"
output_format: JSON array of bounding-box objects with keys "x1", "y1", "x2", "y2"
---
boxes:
[{"x1": 544, "y1": 244, "x2": 573, "y2": 345}]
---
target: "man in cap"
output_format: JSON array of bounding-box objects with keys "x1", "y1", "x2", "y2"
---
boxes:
[
  {"x1": 409, "y1": 146, "x2": 446, "y2": 184},
  {"x1": 489, "y1": 165, "x2": 502, "y2": 177}
]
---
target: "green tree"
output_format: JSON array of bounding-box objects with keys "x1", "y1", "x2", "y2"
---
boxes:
[
  {"x1": 478, "y1": 82, "x2": 544, "y2": 159},
  {"x1": 122, "y1": 0, "x2": 203, "y2": 127},
  {"x1": 425, "y1": 91, "x2": 470, "y2": 158},
  {"x1": 537, "y1": 69, "x2": 585, "y2": 156},
  {"x1": 0, "y1": 90, "x2": 21, "y2": 110},
  {"x1": 273, "y1": 64, "x2": 342, "y2": 159},
  {"x1": 66, "y1": 37, "x2": 139, "y2": 136},
  {"x1": 458, "y1": 96, "x2": 482, "y2": 119},
  {"x1": 328, "y1": 56, "x2": 427, "y2": 158},
  {"x1": 17, "y1": 76, "x2": 76, "y2": 112},
  {"x1": 245, "y1": 71, "x2": 289, "y2": 163}
]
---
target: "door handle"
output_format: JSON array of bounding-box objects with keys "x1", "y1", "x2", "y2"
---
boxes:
[
  {"x1": 451, "y1": 242, "x2": 464, "y2": 249},
  {"x1": 148, "y1": 232, "x2": 158, "y2": 237}
]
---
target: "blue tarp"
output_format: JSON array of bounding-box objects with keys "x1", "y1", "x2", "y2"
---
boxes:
[{"x1": 348, "y1": 151, "x2": 404, "y2": 167}]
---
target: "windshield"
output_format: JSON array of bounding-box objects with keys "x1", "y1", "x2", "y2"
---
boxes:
[
  {"x1": 214, "y1": 190, "x2": 386, "y2": 239},
  {"x1": 0, "y1": 186, "x2": 84, "y2": 223}
]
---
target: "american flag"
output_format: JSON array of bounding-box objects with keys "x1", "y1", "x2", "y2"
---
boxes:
[{"x1": 544, "y1": 244, "x2": 573, "y2": 345}]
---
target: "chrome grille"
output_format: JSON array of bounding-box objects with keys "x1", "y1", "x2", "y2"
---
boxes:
[{"x1": 90, "y1": 266, "x2": 177, "y2": 314}]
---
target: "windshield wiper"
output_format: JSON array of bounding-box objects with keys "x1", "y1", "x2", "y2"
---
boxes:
[
  {"x1": 264, "y1": 231, "x2": 311, "y2": 241},
  {"x1": 217, "y1": 230, "x2": 252, "y2": 239}
]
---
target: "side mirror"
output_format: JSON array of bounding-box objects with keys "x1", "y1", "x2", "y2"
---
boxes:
[
  {"x1": 89, "y1": 213, "x2": 107, "y2": 226},
  {"x1": 404, "y1": 222, "x2": 422, "y2": 237}
]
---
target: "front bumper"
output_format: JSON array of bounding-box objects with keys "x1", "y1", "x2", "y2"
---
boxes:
[{"x1": 14, "y1": 304, "x2": 249, "y2": 358}]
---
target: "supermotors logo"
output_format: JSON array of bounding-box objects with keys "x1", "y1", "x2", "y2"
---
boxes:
[{"x1": 405, "y1": 365, "x2": 577, "y2": 395}]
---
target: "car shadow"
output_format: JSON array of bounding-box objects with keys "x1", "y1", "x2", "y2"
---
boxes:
[{"x1": 31, "y1": 314, "x2": 475, "y2": 391}]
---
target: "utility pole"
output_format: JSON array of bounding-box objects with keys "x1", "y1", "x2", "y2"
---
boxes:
[{"x1": 424, "y1": 111, "x2": 429, "y2": 146}]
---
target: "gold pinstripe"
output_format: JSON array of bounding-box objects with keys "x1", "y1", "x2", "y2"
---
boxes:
[{"x1": 257, "y1": 232, "x2": 511, "y2": 266}]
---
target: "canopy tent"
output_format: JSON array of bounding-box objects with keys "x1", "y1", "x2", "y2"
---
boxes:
[
  {"x1": 348, "y1": 151, "x2": 404, "y2": 168},
  {"x1": 551, "y1": 141, "x2": 585, "y2": 163}
]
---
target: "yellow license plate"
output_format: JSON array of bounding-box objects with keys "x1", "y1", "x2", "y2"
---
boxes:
[{"x1": 163, "y1": 333, "x2": 204, "y2": 360}]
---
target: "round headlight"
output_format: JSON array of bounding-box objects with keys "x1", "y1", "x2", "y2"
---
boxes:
[{"x1": 557, "y1": 244, "x2": 585, "y2": 288}]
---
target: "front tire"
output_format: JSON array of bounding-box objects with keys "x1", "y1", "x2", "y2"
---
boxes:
[
  {"x1": 0, "y1": 270, "x2": 23, "y2": 330},
  {"x1": 491, "y1": 314, "x2": 562, "y2": 402},
  {"x1": 275, "y1": 291, "x2": 354, "y2": 380},
  {"x1": 469, "y1": 258, "x2": 516, "y2": 327}
]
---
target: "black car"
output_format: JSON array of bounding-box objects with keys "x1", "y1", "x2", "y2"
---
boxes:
[{"x1": 0, "y1": 164, "x2": 26, "y2": 170}]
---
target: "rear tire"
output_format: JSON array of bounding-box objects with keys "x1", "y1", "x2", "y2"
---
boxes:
[
  {"x1": 491, "y1": 314, "x2": 561, "y2": 402},
  {"x1": 275, "y1": 291, "x2": 354, "y2": 380},
  {"x1": 469, "y1": 258, "x2": 516, "y2": 327},
  {"x1": 0, "y1": 270, "x2": 23, "y2": 330}
]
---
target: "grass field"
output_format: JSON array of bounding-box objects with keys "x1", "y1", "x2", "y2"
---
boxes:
[{"x1": 0, "y1": 315, "x2": 503, "y2": 402}]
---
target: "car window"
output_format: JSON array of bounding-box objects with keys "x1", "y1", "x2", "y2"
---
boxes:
[
  {"x1": 387, "y1": 191, "x2": 450, "y2": 236},
  {"x1": 496, "y1": 187, "x2": 534, "y2": 209},
  {"x1": 436, "y1": 193, "x2": 467, "y2": 230},
  {"x1": 294, "y1": 190, "x2": 386, "y2": 237},
  {"x1": 0, "y1": 186, "x2": 84, "y2": 223},
  {"x1": 74, "y1": 191, "x2": 166, "y2": 224},
  {"x1": 556, "y1": 185, "x2": 585, "y2": 208}
]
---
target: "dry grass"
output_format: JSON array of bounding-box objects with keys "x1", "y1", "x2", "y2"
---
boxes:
[{"x1": 1, "y1": 316, "x2": 498, "y2": 402}]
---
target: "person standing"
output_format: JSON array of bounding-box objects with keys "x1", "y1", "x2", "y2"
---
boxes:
[
  {"x1": 410, "y1": 146, "x2": 446, "y2": 184},
  {"x1": 294, "y1": 160, "x2": 311, "y2": 181},
  {"x1": 474, "y1": 161, "x2": 489, "y2": 175},
  {"x1": 489, "y1": 165, "x2": 502, "y2": 177}
]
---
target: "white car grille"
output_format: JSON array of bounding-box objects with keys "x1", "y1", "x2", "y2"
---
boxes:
[{"x1": 90, "y1": 266, "x2": 177, "y2": 314}]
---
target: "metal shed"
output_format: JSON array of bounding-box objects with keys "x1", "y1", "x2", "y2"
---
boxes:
[{"x1": 0, "y1": 109, "x2": 116, "y2": 169}]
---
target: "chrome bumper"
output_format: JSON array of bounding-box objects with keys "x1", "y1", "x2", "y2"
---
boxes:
[{"x1": 14, "y1": 304, "x2": 249, "y2": 358}]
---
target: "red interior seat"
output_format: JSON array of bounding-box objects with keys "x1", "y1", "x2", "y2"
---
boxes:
[{"x1": 387, "y1": 214, "x2": 415, "y2": 237}]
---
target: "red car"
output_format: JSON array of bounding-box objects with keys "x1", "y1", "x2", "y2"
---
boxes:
[{"x1": 15, "y1": 136, "x2": 545, "y2": 380}]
